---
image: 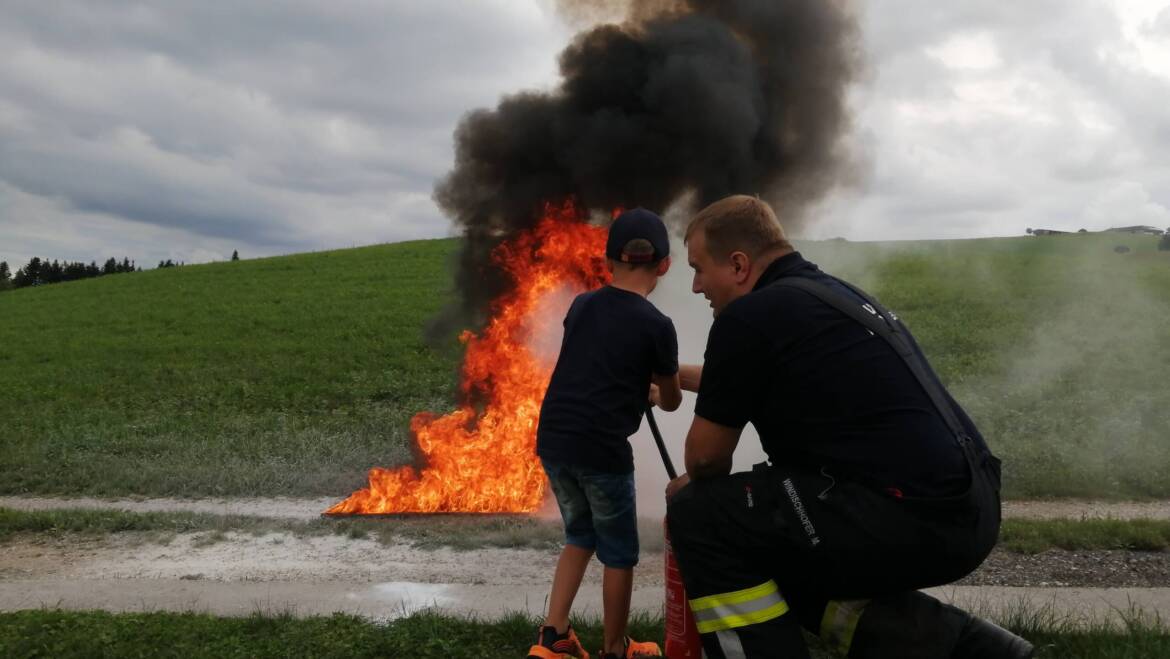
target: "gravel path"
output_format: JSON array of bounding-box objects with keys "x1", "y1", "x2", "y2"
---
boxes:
[
  {"x1": 3, "y1": 494, "x2": 1169, "y2": 626},
  {"x1": 1, "y1": 531, "x2": 1167, "y2": 589},
  {"x1": 959, "y1": 549, "x2": 1170, "y2": 588},
  {"x1": 0, "y1": 532, "x2": 659, "y2": 587},
  {"x1": 1002, "y1": 499, "x2": 1170, "y2": 521},
  {"x1": 4, "y1": 495, "x2": 1170, "y2": 521},
  {"x1": 2, "y1": 533, "x2": 1170, "y2": 627},
  {"x1": 1, "y1": 532, "x2": 1167, "y2": 627}
]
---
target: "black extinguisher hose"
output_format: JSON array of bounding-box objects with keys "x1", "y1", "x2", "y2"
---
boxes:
[{"x1": 645, "y1": 404, "x2": 676, "y2": 480}]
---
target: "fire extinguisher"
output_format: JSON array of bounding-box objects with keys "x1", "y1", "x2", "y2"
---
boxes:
[{"x1": 645, "y1": 407, "x2": 702, "y2": 658}]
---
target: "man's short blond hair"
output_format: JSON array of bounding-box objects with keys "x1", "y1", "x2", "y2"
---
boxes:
[{"x1": 685, "y1": 195, "x2": 790, "y2": 260}]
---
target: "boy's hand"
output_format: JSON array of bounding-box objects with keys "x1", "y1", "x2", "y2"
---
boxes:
[
  {"x1": 650, "y1": 372, "x2": 682, "y2": 411},
  {"x1": 665, "y1": 474, "x2": 690, "y2": 500}
]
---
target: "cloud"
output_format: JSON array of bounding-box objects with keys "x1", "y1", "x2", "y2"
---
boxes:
[
  {"x1": 1, "y1": 0, "x2": 1168, "y2": 265},
  {"x1": 1082, "y1": 180, "x2": 1170, "y2": 228},
  {"x1": 0, "y1": 1, "x2": 569, "y2": 266},
  {"x1": 807, "y1": 0, "x2": 1170, "y2": 240},
  {"x1": 1142, "y1": 5, "x2": 1170, "y2": 38},
  {"x1": 0, "y1": 181, "x2": 257, "y2": 267}
]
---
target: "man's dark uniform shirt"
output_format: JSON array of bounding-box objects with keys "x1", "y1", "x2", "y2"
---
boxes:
[
  {"x1": 668, "y1": 253, "x2": 1022, "y2": 659},
  {"x1": 537, "y1": 286, "x2": 679, "y2": 474},
  {"x1": 695, "y1": 252, "x2": 975, "y2": 497}
]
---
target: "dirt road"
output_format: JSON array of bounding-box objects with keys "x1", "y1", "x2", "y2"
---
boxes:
[
  {"x1": 3, "y1": 496, "x2": 1169, "y2": 628},
  {"x1": 5, "y1": 495, "x2": 1170, "y2": 522}
]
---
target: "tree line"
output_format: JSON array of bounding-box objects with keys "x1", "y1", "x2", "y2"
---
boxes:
[
  {"x1": 0, "y1": 251, "x2": 241, "y2": 293},
  {"x1": 0, "y1": 257, "x2": 140, "y2": 291}
]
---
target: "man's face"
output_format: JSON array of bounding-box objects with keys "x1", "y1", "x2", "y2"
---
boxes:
[{"x1": 687, "y1": 230, "x2": 742, "y2": 317}]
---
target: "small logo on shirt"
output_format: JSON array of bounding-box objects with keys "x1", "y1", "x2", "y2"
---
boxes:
[{"x1": 745, "y1": 485, "x2": 754, "y2": 508}]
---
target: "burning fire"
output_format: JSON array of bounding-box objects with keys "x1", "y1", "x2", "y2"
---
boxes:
[{"x1": 326, "y1": 202, "x2": 611, "y2": 514}]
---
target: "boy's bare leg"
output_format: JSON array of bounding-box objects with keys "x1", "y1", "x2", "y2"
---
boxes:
[
  {"x1": 545, "y1": 544, "x2": 594, "y2": 632},
  {"x1": 602, "y1": 566, "x2": 634, "y2": 654}
]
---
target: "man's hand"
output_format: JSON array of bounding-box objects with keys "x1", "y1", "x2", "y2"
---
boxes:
[
  {"x1": 648, "y1": 382, "x2": 661, "y2": 407},
  {"x1": 665, "y1": 473, "x2": 691, "y2": 501},
  {"x1": 678, "y1": 364, "x2": 703, "y2": 393}
]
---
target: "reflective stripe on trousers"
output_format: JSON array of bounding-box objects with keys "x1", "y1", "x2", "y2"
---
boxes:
[
  {"x1": 689, "y1": 579, "x2": 789, "y2": 634},
  {"x1": 820, "y1": 599, "x2": 869, "y2": 655}
]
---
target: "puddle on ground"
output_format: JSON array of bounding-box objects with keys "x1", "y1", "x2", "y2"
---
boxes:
[{"x1": 363, "y1": 581, "x2": 457, "y2": 616}]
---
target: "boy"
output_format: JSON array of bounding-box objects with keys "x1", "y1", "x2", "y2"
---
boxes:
[{"x1": 528, "y1": 208, "x2": 684, "y2": 659}]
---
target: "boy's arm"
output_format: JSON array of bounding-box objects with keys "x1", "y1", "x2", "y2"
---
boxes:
[
  {"x1": 678, "y1": 364, "x2": 702, "y2": 392},
  {"x1": 650, "y1": 372, "x2": 683, "y2": 412},
  {"x1": 649, "y1": 317, "x2": 682, "y2": 411}
]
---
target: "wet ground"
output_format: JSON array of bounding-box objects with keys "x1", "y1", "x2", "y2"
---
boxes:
[{"x1": 2, "y1": 496, "x2": 1168, "y2": 627}]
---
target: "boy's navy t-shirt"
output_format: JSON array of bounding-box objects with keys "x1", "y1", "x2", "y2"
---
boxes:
[{"x1": 537, "y1": 286, "x2": 678, "y2": 474}]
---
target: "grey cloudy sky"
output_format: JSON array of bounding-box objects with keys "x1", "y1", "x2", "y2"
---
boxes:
[{"x1": 2, "y1": 0, "x2": 1168, "y2": 267}]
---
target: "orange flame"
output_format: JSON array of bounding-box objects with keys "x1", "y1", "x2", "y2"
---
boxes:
[{"x1": 326, "y1": 202, "x2": 611, "y2": 514}]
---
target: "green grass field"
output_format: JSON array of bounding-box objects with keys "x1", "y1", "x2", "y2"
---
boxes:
[
  {"x1": 1, "y1": 232, "x2": 1167, "y2": 499},
  {"x1": 0, "y1": 240, "x2": 463, "y2": 497},
  {"x1": 1, "y1": 609, "x2": 1166, "y2": 658}
]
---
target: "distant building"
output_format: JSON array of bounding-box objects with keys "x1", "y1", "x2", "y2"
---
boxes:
[
  {"x1": 1027, "y1": 225, "x2": 1166, "y2": 237},
  {"x1": 1105, "y1": 225, "x2": 1165, "y2": 236}
]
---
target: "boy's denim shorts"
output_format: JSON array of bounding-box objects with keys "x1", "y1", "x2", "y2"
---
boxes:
[{"x1": 541, "y1": 458, "x2": 639, "y2": 569}]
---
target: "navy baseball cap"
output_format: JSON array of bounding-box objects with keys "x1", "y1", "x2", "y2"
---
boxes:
[{"x1": 606, "y1": 208, "x2": 670, "y2": 263}]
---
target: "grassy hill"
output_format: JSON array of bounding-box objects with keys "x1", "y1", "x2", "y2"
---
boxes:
[
  {"x1": 0, "y1": 240, "x2": 463, "y2": 497},
  {"x1": 1, "y1": 232, "x2": 1167, "y2": 499}
]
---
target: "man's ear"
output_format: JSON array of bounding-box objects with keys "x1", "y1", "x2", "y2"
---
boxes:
[{"x1": 729, "y1": 251, "x2": 751, "y2": 284}]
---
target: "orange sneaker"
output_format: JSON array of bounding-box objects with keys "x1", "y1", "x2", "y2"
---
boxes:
[
  {"x1": 527, "y1": 625, "x2": 590, "y2": 659},
  {"x1": 598, "y1": 637, "x2": 662, "y2": 658}
]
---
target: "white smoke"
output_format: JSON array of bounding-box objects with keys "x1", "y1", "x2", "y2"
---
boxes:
[{"x1": 632, "y1": 234, "x2": 770, "y2": 518}]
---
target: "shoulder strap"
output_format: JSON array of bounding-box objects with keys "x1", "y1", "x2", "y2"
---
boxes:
[{"x1": 770, "y1": 277, "x2": 972, "y2": 447}]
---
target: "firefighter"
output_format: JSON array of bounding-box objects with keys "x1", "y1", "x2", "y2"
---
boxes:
[{"x1": 665, "y1": 195, "x2": 1034, "y2": 658}]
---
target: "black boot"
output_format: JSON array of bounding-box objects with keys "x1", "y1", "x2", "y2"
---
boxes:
[
  {"x1": 843, "y1": 592, "x2": 957, "y2": 659},
  {"x1": 841, "y1": 592, "x2": 1034, "y2": 659},
  {"x1": 951, "y1": 615, "x2": 1034, "y2": 659}
]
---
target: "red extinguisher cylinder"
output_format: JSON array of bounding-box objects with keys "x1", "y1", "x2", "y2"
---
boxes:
[{"x1": 664, "y1": 519, "x2": 702, "y2": 658}]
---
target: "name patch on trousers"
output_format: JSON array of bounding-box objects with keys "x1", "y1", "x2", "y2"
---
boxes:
[{"x1": 782, "y1": 478, "x2": 820, "y2": 547}]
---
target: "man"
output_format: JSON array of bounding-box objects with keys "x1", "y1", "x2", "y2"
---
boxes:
[{"x1": 665, "y1": 195, "x2": 1033, "y2": 658}]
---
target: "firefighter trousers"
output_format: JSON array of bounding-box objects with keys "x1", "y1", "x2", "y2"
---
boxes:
[{"x1": 666, "y1": 445, "x2": 1002, "y2": 658}]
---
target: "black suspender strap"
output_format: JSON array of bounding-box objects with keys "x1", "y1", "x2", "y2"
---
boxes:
[{"x1": 770, "y1": 277, "x2": 972, "y2": 447}]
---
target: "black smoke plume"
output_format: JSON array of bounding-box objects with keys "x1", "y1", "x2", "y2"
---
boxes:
[{"x1": 433, "y1": 0, "x2": 859, "y2": 321}]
